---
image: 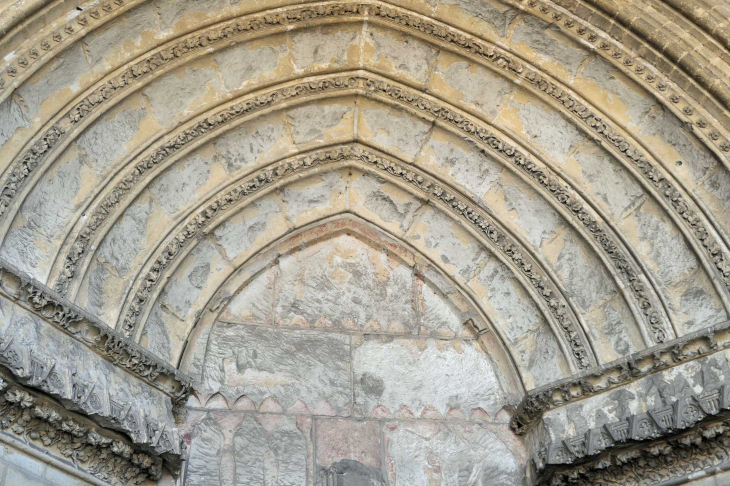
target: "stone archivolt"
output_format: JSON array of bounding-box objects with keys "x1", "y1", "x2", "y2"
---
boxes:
[
  {"x1": 2, "y1": 2, "x2": 728, "y2": 306},
  {"x1": 1, "y1": 0, "x2": 730, "y2": 485}
]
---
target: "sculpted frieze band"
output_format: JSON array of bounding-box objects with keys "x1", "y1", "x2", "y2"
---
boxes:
[
  {"x1": 0, "y1": 374, "x2": 165, "y2": 485},
  {"x1": 0, "y1": 332, "x2": 181, "y2": 456},
  {"x1": 537, "y1": 380, "x2": 730, "y2": 470},
  {"x1": 0, "y1": 2, "x2": 726, "y2": 329},
  {"x1": 0, "y1": 259, "x2": 193, "y2": 402},
  {"x1": 511, "y1": 320, "x2": 730, "y2": 435},
  {"x1": 541, "y1": 414, "x2": 730, "y2": 485}
]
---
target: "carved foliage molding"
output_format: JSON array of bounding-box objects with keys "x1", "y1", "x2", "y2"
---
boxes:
[
  {"x1": 511, "y1": 320, "x2": 730, "y2": 435},
  {"x1": 2, "y1": 0, "x2": 728, "y2": 162},
  {"x1": 537, "y1": 381, "x2": 730, "y2": 470},
  {"x1": 0, "y1": 1, "x2": 725, "y2": 329},
  {"x1": 0, "y1": 260, "x2": 193, "y2": 403},
  {"x1": 0, "y1": 331, "x2": 181, "y2": 456},
  {"x1": 114, "y1": 140, "x2": 594, "y2": 372},
  {"x1": 0, "y1": 376, "x2": 164, "y2": 486}
]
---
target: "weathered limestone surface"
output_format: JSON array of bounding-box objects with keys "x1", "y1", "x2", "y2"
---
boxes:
[{"x1": 3, "y1": 0, "x2": 730, "y2": 484}]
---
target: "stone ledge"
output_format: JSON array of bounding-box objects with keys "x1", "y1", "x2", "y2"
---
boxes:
[
  {"x1": 537, "y1": 401, "x2": 730, "y2": 486},
  {"x1": 536, "y1": 379, "x2": 730, "y2": 470},
  {"x1": 0, "y1": 258, "x2": 192, "y2": 403},
  {"x1": 511, "y1": 320, "x2": 730, "y2": 434}
]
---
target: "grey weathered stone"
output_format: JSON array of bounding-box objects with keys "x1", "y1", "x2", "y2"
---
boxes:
[
  {"x1": 0, "y1": 97, "x2": 29, "y2": 148},
  {"x1": 149, "y1": 154, "x2": 212, "y2": 215},
  {"x1": 143, "y1": 67, "x2": 222, "y2": 126},
  {"x1": 233, "y1": 414, "x2": 309, "y2": 486},
  {"x1": 186, "y1": 414, "x2": 224, "y2": 486},
  {"x1": 215, "y1": 43, "x2": 284, "y2": 91},
  {"x1": 81, "y1": 3, "x2": 159, "y2": 67},
  {"x1": 433, "y1": 60, "x2": 514, "y2": 119},
  {"x1": 574, "y1": 148, "x2": 646, "y2": 218},
  {"x1": 287, "y1": 102, "x2": 354, "y2": 145},
  {"x1": 418, "y1": 135, "x2": 503, "y2": 199},
  {"x1": 15, "y1": 45, "x2": 89, "y2": 120},
  {"x1": 365, "y1": 27, "x2": 439, "y2": 83},
  {"x1": 201, "y1": 324, "x2": 351, "y2": 413},
  {"x1": 213, "y1": 118, "x2": 287, "y2": 173},
  {"x1": 213, "y1": 197, "x2": 283, "y2": 261},
  {"x1": 512, "y1": 99, "x2": 585, "y2": 163},
  {"x1": 554, "y1": 235, "x2": 617, "y2": 312},
  {"x1": 359, "y1": 106, "x2": 432, "y2": 161},
  {"x1": 276, "y1": 233, "x2": 417, "y2": 332},
  {"x1": 640, "y1": 105, "x2": 719, "y2": 182},
  {"x1": 96, "y1": 199, "x2": 152, "y2": 277},
  {"x1": 384, "y1": 422, "x2": 524, "y2": 485},
  {"x1": 350, "y1": 172, "x2": 423, "y2": 233},
  {"x1": 291, "y1": 28, "x2": 358, "y2": 70},
  {"x1": 353, "y1": 336, "x2": 507, "y2": 418},
  {"x1": 512, "y1": 16, "x2": 588, "y2": 77},
  {"x1": 578, "y1": 56, "x2": 656, "y2": 126},
  {"x1": 438, "y1": 0, "x2": 517, "y2": 37}
]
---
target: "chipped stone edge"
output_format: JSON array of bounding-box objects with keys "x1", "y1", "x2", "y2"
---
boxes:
[
  {"x1": 511, "y1": 319, "x2": 730, "y2": 435},
  {"x1": 0, "y1": 258, "x2": 193, "y2": 404}
]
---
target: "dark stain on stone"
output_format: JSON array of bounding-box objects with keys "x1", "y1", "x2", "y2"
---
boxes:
[{"x1": 360, "y1": 372, "x2": 385, "y2": 398}]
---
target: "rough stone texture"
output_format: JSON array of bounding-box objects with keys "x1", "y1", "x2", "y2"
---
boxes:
[
  {"x1": 415, "y1": 131, "x2": 503, "y2": 199},
  {"x1": 511, "y1": 15, "x2": 588, "y2": 78},
  {"x1": 0, "y1": 97, "x2": 28, "y2": 148},
  {"x1": 430, "y1": 52, "x2": 514, "y2": 120},
  {"x1": 14, "y1": 45, "x2": 89, "y2": 120},
  {"x1": 143, "y1": 67, "x2": 223, "y2": 126},
  {"x1": 437, "y1": 0, "x2": 517, "y2": 37},
  {"x1": 316, "y1": 419, "x2": 381, "y2": 470},
  {"x1": 0, "y1": 441, "x2": 93, "y2": 486},
  {"x1": 201, "y1": 324, "x2": 352, "y2": 414},
  {"x1": 4, "y1": 1, "x2": 730, "y2": 484},
  {"x1": 363, "y1": 26, "x2": 439, "y2": 85},
  {"x1": 384, "y1": 422, "x2": 525, "y2": 485},
  {"x1": 511, "y1": 98, "x2": 585, "y2": 164},
  {"x1": 353, "y1": 336, "x2": 507, "y2": 418},
  {"x1": 275, "y1": 233, "x2": 417, "y2": 333},
  {"x1": 216, "y1": 45, "x2": 282, "y2": 91},
  {"x1": 290, "y1": 26, "x2": 359, "y2": 71},
  {"x1": 358, "y1": 104, "x2": 432, "y2": 161}
]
